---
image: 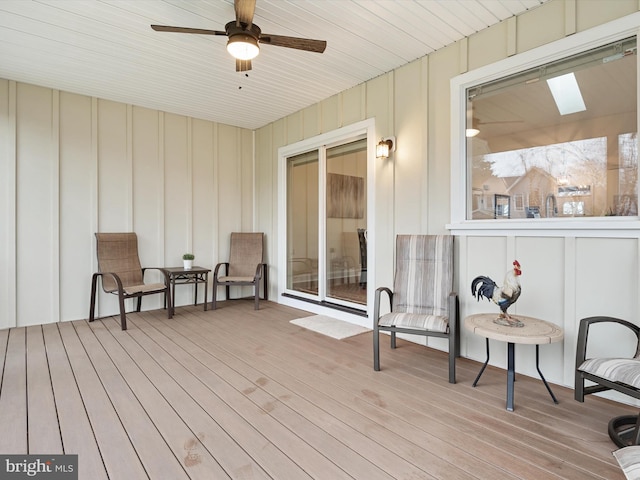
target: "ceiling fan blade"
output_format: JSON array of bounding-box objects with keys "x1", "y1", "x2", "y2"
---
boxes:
[
  {"x1": 150, "y1": 25, "x2": 227, "y2": 36},
  {"x1": 235, "y1": 0, "x2": 256, "y2": 26},
  {"x1": 259, "y1": 34, "x2": 326, "y2": 53}
]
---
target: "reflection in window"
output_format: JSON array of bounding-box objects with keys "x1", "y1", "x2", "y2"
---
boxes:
[{"x1": 467, "y1": 37, "x2": 637, "y2": 220}]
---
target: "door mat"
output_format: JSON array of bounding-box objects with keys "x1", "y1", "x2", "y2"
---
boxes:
[{"x1": 290, "y1": 315, "x2": 370, "y2": 340}]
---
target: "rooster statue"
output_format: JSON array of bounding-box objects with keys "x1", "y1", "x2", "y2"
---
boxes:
[{"x1": 471, "y1": 260, "x2": 523, "y2": 327}]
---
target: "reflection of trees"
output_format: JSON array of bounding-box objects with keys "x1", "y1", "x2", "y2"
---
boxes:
[
  {"x1": 616, "y1": 133, "x2": 638, "y2": 215},
  {"x1": 620, "y1": 133, "x2": 638, "y2": 196},
  {"x1": 474, "y1": 134, "x2": 639, "y2": 217}
]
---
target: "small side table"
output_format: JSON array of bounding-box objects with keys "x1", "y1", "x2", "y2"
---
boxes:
[
  {"x1": 465, "y1": 313, "x2": 564, "y2": 411},
  {"x1": 164, "y1": 266, "x2": 211, "y2": 316}
]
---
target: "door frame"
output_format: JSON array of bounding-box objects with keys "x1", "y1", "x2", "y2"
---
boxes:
[{"x1": 277, "y1": 118, "x2": 377, "y2": 326}]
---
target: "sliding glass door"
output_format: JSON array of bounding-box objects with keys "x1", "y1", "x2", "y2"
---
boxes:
[
  {"x1": 286, "y1": 150, "x2": 319, "y2": 296},
  {"x1": 285, "y1": 137, "x2": 368, "y2": 309},
  {"x1": 325, "y1": 140, "x2": 367, "y2": 306}
]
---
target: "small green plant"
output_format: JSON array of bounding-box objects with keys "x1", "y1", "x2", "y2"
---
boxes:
[{"x1": 182, "y1": 253, "x2": 195, "y2": 260}]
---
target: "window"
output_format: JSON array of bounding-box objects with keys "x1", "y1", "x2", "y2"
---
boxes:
[
  {"x1": 467, "y1": 37, "x2": 636, "y2": 220},
  {"x1": 450, "y1": 14, "x2": 640, "y2": 233}
]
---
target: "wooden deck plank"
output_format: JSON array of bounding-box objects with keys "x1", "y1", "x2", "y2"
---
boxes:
[
  {"x1": 99, "y1": 317, "x2": 288, "y2": 480},
  {"x1": 0, "y1": 327, "x2": 27, "y2": 453},
  {"x1": 167, "y1": 310, "x2": 513, "y2": 480},
  {"x1": 180, "y1": 304, "x2": 623, "y2": 480},
  {"x1": 0, "y1": 301, "x2": 631, "y2": 480},
  {"x1": 93, "y1": 317, "x2": 239, "y2": 479},
  {"x1": 26, "y1": 325, "x2": 64, "y2": 454},
  {"x1": 42, "y1": 323, "x2": 108, "y2": 480},
  {"x1": 356, "y1": 334, "x2": 622, "y2": 468},
  {"x1": 132, "y1": 314, "x2": 412, "y2": 480},
  {"x1": 146, "y1": 311, "x2": 473, "y2": 479},
  {"x1": 164, "y1": 308, "x2": 564, "y2": 479},
  {"x1": 127, "y1": 312, "x2": 352, "y2": 480},
  {"x1": 72, "y1": 320, "x2": 191, "y2": 480},
  {"x1": 57, "y1": 321, "x2": 149, "y2": 479},
  {"x1": 289, "y1": 315, "x2": 623, "y2": 479}
]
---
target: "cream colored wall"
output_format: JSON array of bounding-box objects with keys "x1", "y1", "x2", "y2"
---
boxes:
[
  {"x1": 254, "y1": 0, "x2": 640, "y2": 395},
  {"x1": 0, "y1": 81, "x2": 253, "y2": 328}
]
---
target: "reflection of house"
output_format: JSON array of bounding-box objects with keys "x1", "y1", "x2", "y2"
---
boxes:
[
  {"x1": 472, "y1": 169, "x2": 556, "y2": 219},
  {"x1": 505, "y1": 168, "x2": 557, "y2": 219},
  {"x1": 473, "y1": 167, "x2": 606, "y2": 219}
]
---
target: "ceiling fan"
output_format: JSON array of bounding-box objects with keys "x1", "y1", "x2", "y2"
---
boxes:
[{"x1": 151, "y1": 0, "x2": 327, "y2": 72}]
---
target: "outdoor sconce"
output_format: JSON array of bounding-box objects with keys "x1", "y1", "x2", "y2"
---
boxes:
[{"x1": 376, "y1": 136, "x2": 396, "y2": 158}]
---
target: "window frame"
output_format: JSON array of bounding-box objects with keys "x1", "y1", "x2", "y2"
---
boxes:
[{"x1": 449, "y1": 13, "x2": 640, "y2": 237}]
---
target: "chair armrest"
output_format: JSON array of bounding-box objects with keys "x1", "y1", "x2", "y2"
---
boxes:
[
  {"x1": 253, "y1": 263, "x2": 267, "y2": 280},
  {"x1": 576, "y1": 316, "x2": 640, "y2": 369},
  {"x1": 93, "y1": 271, "x2": 125, "y2": 294},
  {"x1": 213, "y1": 262, "x2": 229, "y2": 279},
  {"x1": 142, "y1": 267, "x2": 171, "y2": 286},
  {"x1": 373, "y1": 287, "x2": 393, "y2": 323}
]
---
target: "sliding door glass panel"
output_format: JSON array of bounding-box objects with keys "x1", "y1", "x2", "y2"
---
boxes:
[
  {"x1": 325, "y1": 139, "x2": 367, "y2": 305},
  {"x1": 286, "y1": 151, "x2": 319, "y2": 296}
]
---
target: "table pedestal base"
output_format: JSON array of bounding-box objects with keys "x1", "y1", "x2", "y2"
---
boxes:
[{"x1": 472, "y1": 338, "x2": 559, "y2": 411}]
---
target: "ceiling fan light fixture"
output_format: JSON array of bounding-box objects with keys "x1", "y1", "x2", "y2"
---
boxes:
[{"x1": 227, "y1": 34, "x2": 260, "y2": 60}]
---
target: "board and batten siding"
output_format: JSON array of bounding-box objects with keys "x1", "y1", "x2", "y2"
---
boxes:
[
  {"x1": 0, "y1": 81, "x2": 253, "y2": 328},
  {"x1": 253, "y1": 0, "x2": 640, "y2": 402}
]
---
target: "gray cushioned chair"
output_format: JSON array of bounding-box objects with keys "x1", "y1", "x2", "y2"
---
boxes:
[
  {"x1": 89, "y1": 232, "x2": 172, "y2": 330},
  {"x1": 373, "y1": 234, "x2": 459, "y2": 383},
  {"x1": 615, "y1": 446, "x2": 640, "y2": 480},
  {"x1": 212, "y1": 232, "x2": 267, "y2": 310},
  {"x1": 576, "y1": 316, "x2": 640, "y2": 447}
]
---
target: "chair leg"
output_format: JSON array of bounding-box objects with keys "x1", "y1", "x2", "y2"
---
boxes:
[
  {"x1": 373, "y1": 324, "x2": 380, "y2": 371},
  {"x1": 212, "y1": 282, "x2": 218, "y2": 310},
  {"x1": 574, "y1": 372, "x2": 585, "y2": 402},
  {"x1": 136, "y1": 296, "x2": 142, "y2": 312},
  {"x1": 117, "y1": 292, "x2": 128, "y2": 331},
  {"x1": 448, "y1": 331, "x2": 457, "y2": 384},
  {"x1": 254, "y1": 282, "x2": 259, "y2": 310},
  {"x1": 263, "y1": 266, "x2": 268, "y2": 301},
  {"x1": 448, "y1": 309, "x2": 458, "y2": 384},
  {"x1": 166, "y1": 288, "x2": 173, "y2": 319},
  {"x1": 89, "y1": 274, "x2": 99, "y2": 322}
]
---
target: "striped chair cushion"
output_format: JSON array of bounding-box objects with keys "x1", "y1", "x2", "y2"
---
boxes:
[
  {"x1": 578, "y1": 357, "x2": 640, "y2": 389},
  {"x1": 614, "y1": 446, "x2": 640, "y2": 480},
  {"x1": 378, "y1": 312, "x2": 449, "y2": 333},
  {"x1": 378, "y1": 235, "x2": 453, "y2": 332}
]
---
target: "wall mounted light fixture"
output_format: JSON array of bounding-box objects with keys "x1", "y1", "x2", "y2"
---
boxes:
[{"x1": 376, "y1": 136, "x2": 396, "y2": 158}]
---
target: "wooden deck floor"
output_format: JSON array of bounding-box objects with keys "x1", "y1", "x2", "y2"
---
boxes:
[{"x1": 0, "y1": 300, "x2": 633, "y2": 479}]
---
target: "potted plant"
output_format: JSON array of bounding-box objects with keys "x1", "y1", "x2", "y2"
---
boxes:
[{"x1": 182, "y1": 253, "x2": 195, "y2": 270}]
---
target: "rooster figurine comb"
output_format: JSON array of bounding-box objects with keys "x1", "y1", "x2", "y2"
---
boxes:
[{"x1": 471, "y1": 260, "x2": 523, "y2": 327}]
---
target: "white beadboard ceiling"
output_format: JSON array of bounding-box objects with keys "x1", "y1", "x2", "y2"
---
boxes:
[{"x1": 0, "y1": 0, "x2": 548, "y2": 130}]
